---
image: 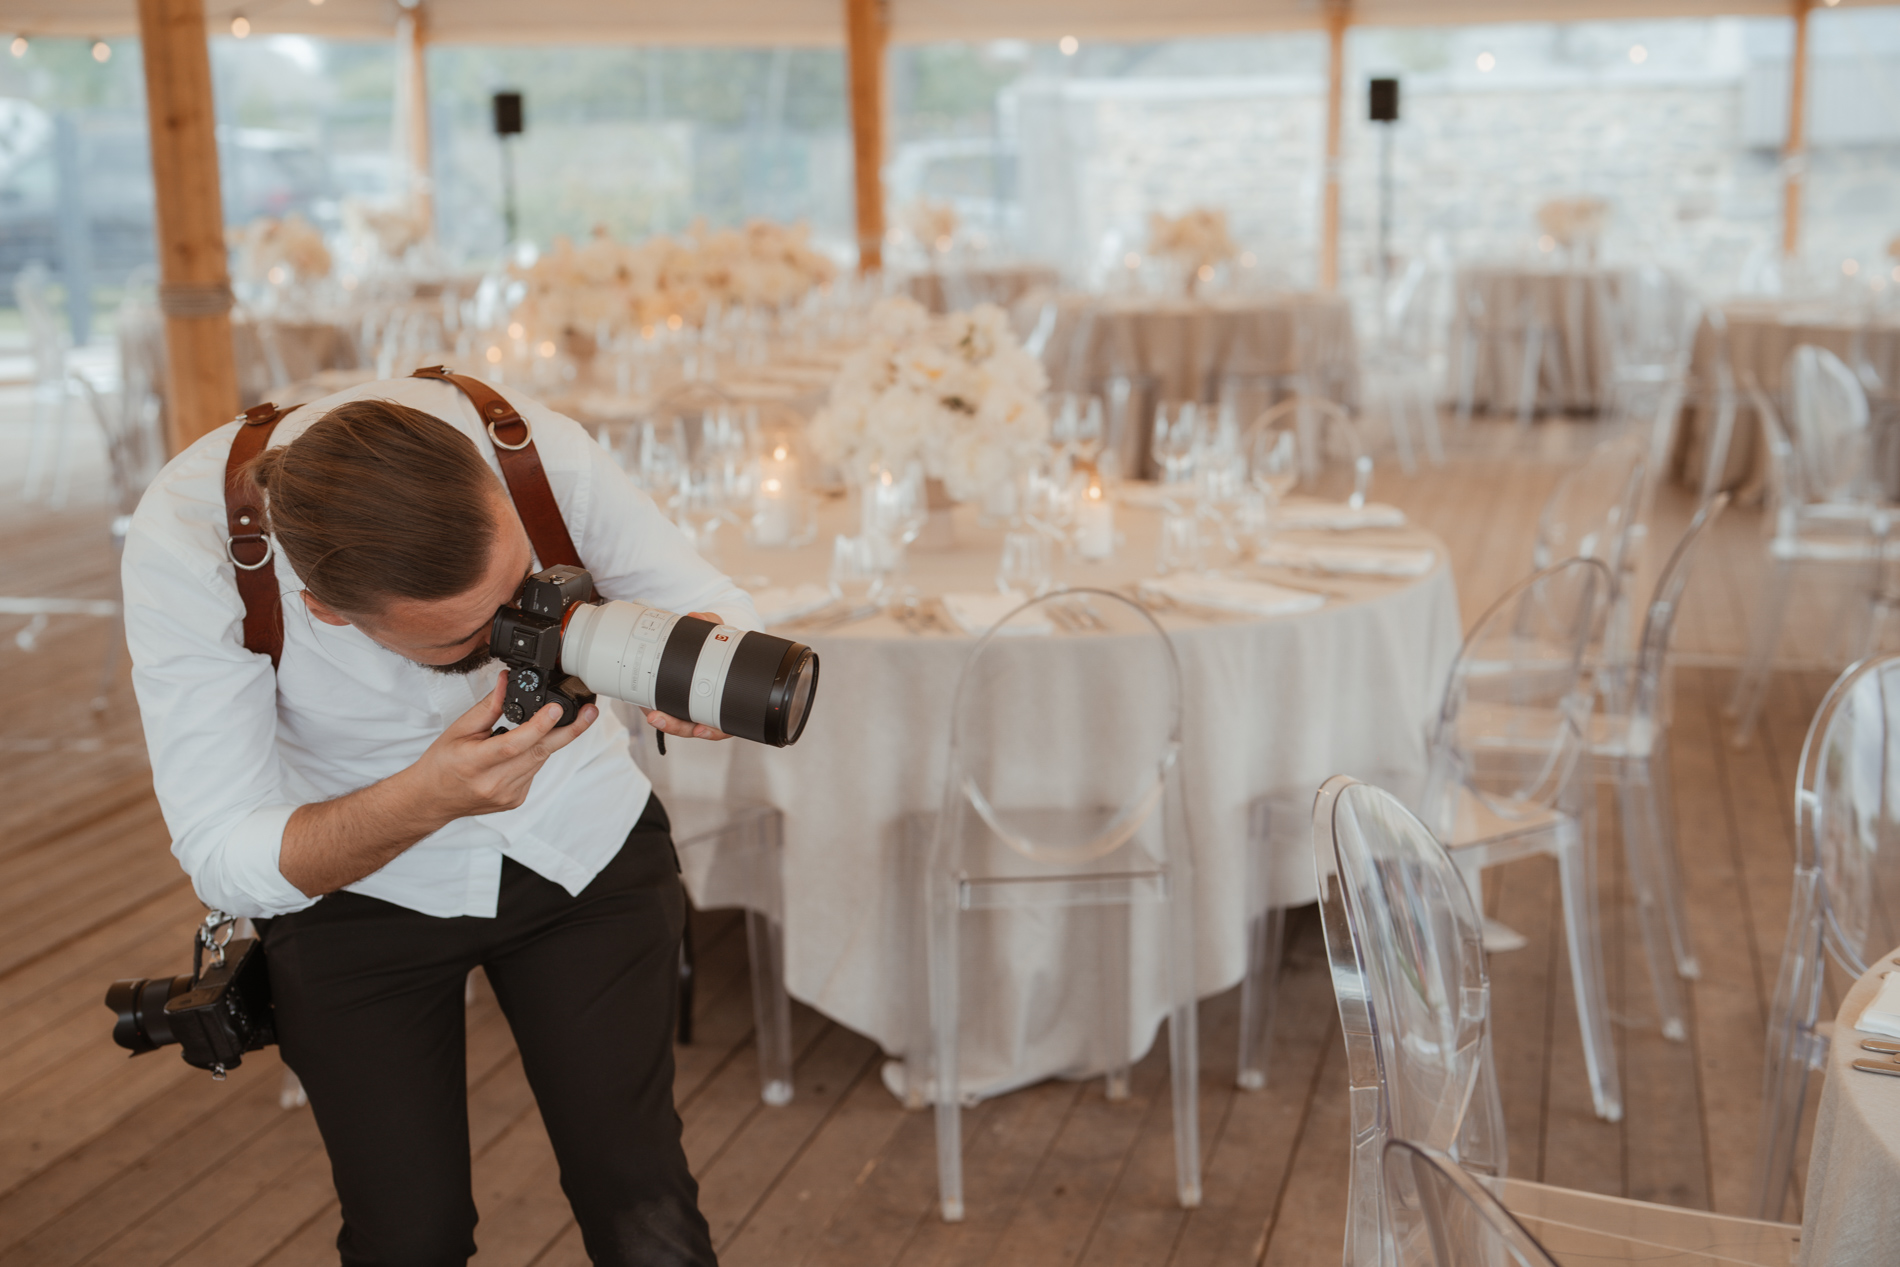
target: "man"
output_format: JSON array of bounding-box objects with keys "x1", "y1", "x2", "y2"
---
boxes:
[{"x1": 123, "y1": 375, "x2": 754, "y2": 1266}]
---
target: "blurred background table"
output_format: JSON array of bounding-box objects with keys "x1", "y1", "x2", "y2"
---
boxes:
[
  {"x1": 637, "y1": 494, "x2": 1457, "y2": 1100},
  {"x1": 904, "y1": 263, "x2": 1059, "y2": 315},
  {"x1": 1450, "y1": 263, "x2": 1626, "y2": 416}
]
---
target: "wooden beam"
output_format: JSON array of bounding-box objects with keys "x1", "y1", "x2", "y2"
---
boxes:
[
  {"x1": 395, "y1": 5, "x2": 434, "y2": 235},
  {"x1": 1781, "y1": 0, "x2": 1812, "y2": 259},
  {"x1": 1319, "y1": 1, "x2": 1349, "y2": 293},
  {"x1": 137, "y1": 0, "x2": 239, "y2": 454},
  {"x1": 844, "y1": 0, "x2": 887, "y2": 274}
]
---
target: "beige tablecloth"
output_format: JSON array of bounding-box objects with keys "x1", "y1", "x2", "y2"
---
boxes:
[
  {"x1": 1680, "y1": 303, "x2": 1900, "y2": 494},
  {"x1": 120, "y1": 308, "x2": 363, "y2": 413},
  {"x1": 641, "y1": 494, "x2": 1460, "y2": 1098},
  {"x1": 1802, "y1": 950, "x2": 1900, "y2": 1265},
  {"x1": 1450, "y1": 265, "x2": 1624, "y2": 415},
  {"x1": 905, "y1": 264, "x2": 1059, "y2": 315}
]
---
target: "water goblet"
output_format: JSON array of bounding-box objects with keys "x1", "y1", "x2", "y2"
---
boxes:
[{"x1": 1152, "y1": 401, "x2": 1198, "y2": 485}]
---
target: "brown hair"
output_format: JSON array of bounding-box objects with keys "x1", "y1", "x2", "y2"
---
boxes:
[{"x1": 245, "y1": 399, "x2": 505, "y2": 617}]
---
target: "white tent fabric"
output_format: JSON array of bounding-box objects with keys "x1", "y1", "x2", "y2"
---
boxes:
[{"x1": 3, "y1": 0, "x2": 1883, "y2": 45}]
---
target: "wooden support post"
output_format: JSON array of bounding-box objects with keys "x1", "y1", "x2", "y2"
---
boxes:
[
  {"x1": 395, "y1": 4, "x2": 434, "y2": 235},
  {"x1": 844, "y1": 0, "x2": 888, "y2": 274},
  {"x1": 1319, "y1": 1, "x2": 1350, "y2": 293},
  {"x1": 1781, "y1": 0, "x2": 1812, "y2": 259},
  {"x1": 137, "y1": 0, "x2": 238, "y2": 454}
]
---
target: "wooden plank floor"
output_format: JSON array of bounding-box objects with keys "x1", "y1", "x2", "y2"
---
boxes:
[{"x1": 0, "y1": 398, "x2": 1857, "y2": 1265}]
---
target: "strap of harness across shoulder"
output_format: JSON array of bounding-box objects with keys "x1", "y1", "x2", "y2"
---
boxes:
[
  {"x1": 224, "y1": 403, "x2": 291, "y2": 667},
  {"x1": 411, "y1": 366, "x2": 583, "y2": 569}
]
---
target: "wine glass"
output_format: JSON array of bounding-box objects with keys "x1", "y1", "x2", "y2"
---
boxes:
[
  {"x1": 829, "y1": 533, "x2": 887, "y2": 609},
  {"x1": 1246, "y1": 422, "x2": 1300, "y2": 547},
  {"x1": 1152, "y1": 401, "x2": 1198, "y2": 486},
  {"x1": 861, "y1": 460, "x2": 927, "y2": 574}
]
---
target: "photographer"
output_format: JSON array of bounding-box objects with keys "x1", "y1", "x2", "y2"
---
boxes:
[{"x1": 122, "y1": 376, "x2": 755, "y2": 1266}]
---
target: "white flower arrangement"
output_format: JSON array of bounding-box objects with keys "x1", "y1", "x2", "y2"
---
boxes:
[
  {"x1": 341, "y1": 199, "x2": 431, "y2": 261},
  {"x1": 1147, "y1": 207, "x2": 1239, "y2": 273},
  {"x1": 808, "y1": 295, "x2": 1050, "y2": 503},
  {"x1": 228, "y1": 213, "x2": 333, "y2": 284},
  {"x1": 1536, "y1": 196, "x2": 1611, "y2": 248},
  {"x1": 511, "y1": 220, "x2": 837, "y2": 339}
]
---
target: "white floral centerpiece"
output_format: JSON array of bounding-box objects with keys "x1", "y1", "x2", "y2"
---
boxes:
[
  {"x1": 228, "y1": 213, "x2": 333, "y2": 284},
  {"x1": 341, "y1": 199, "x2": 431, "y2": 263},
  {"x1": 1148, "y1": 208, "x2": 1238, "y2": 293},
  {"x1": 902, "y1": 198, "x2": 960, "y2": 255},
  {"x1": 808, "y1": 295, "x2": 1049, "y2": 504},
  {"x1": 511, "y1": 220, "x2": 837, "y2": 345},
  {"x1": 1536, "y1": 196, "x2": 1610, "y2": 253}
]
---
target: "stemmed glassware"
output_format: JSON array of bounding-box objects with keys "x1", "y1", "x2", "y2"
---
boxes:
[
  {"x1": 1246, "y1": 421, "x2": 1300, "y2": 550},
  {"x1": 1152, "y1": 401, "x2": 1199, "y2": 485}
]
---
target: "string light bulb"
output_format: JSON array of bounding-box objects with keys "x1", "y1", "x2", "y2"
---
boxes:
[
  {"x1": 231, "y1": 15, "x2": 250, "y2": 37},
  {"x1": 1628, "y1": 44, "x2": 1648, "y2": 64},
  {"x1": 1475, "y1": 51, "x2": 1496, "y2": 72},
  {"x1": 91, "y1": 40, "x2": 110, "y2": 62},
  {"x1": 10, "y1": 36, "x2": 27, "y2": 58},
  {"x1": 1059, "y1": 35, "x2": 1079, "y2": 56}
]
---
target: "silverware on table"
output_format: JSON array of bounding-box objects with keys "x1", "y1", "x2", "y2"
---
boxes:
[{"x1": 1862, "y1": 1038, "x2": 1900, "y2": 1055}]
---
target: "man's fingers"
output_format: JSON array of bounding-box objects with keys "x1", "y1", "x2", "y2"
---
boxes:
[
  {"x1": 536, "y1": 703, "x2": 598, "y2": 753},
  {"x1": 644, "y1": 709, "x2": 729, "y2": 741}
]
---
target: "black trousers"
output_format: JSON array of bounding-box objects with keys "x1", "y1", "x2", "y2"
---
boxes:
[{"x1": 263, "y1": 796, "x2": 716, "y2": 1267}]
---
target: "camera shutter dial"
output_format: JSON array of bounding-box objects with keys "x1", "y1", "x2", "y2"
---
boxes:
[{"x1": 514, "y1": 667, "x2": 542, "y2": 694}]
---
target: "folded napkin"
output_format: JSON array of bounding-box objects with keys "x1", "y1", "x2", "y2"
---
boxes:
[
  {"x1": 1116, "y1": 482, "x2": 1198, "y2": 511},
  {"x1": 1141, "y1": 573, "x2": 1326, "y2": 617},
  {"x1": 1258, "y1": 541, "x2": 1436, "y2": 577},
  {"x1": 750, "y1": 583, "x2": 836, "y2": 627},
  {"x1": 1273, "y1": 501, "x2": 1408, "y2": 531},
  {"x1": 1858, "y1": 971, "x2": 1900, "y2": 1039},
  {"x1": 941, "y1": 591, "x2": 1054, "y2": 637}
]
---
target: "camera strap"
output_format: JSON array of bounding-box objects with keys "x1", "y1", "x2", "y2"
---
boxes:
[
  {"x1": 224, "y1": 402, "x2": 293, "y2": 667},
  {"x1": 410, "y1": 366, "x2": 583, "y2": 570}
]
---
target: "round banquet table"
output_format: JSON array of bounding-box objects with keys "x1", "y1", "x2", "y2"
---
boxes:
[
  {"x1": 1450, "y1": 264, "x2": 1625, "y2": 416},
  {"x1": 1801, "y1": 950, "x2": 1900, "y2": 1264},
  {"x1": 640, "y1": 493, "x2": 1461, "y2": 1099},
  {"x1": 904, "y1": 264, "x2": 1060, "y2": 315},
  {"x1": 1679, "y1": 302, "x2": 1900, "y2": 497}
]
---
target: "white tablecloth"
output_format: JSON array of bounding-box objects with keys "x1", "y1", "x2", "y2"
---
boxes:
[
  {"x1": 1803, "y1": 949, "x2": 1900, "y2": 1264},
  {"x1": 1451, "y1": 265, "x2": 1625, "y2": 415},
  {"x1": 643, "y1": 494, "x2": 1461, "y2": 1098}
]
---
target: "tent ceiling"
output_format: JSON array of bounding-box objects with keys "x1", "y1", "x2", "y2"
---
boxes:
[{"x1": 0, "y1": 0, "x2": 1870, "y2": 45}]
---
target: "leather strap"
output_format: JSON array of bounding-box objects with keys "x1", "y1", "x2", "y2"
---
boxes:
[
  {"x1": 411, "y1": 366, "x2": 583, "y2": 569},
  {"x1": 224, "y1": 402, "x2": 291, "y2": 668}
]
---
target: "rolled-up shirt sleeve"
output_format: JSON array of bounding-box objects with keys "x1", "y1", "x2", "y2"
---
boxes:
[{"x1": 122, "y1": 510, "x2": 319, "y2": 918}]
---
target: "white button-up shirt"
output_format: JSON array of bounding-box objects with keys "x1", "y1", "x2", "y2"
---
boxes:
[{"x1": 124, "y1": 376, "x2": 760, "y2": 920}]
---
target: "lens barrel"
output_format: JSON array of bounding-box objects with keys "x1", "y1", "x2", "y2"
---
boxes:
[
  {"x1": 105, "y1": 974, "x2": 191, "y2": 1055},
  {"x1": 562, "y1": 601, "x2": 819, "y2": 747}
]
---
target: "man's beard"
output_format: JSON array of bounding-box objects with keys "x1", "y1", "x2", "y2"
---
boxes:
[{"x1": 420, "y1": 645, "x2": 496, "y2": 677}]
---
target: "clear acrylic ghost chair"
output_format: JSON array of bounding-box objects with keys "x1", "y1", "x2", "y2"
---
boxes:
[
  {"x1": 1531, "y1": 432, "x2": 1648, "y2": 677},
  {"x1": 1246, "y1": 397, "x2": 1374, "y2": 505},
  {"x1": 1313, "y1": 776, "x2": 1508, "y2": 1267},
  {"x1": 1688, "y1": 307, "x2": 1741, "y2": 511},
  {"x1": 1752, "y1": 654, "x2": 1900, "y2": 1219},
  {"x1": 1316, "y1": 779, "x2": 1799, "y2": 1267},
  {"x1": 918, "y1": 588, "x2": 1199, "y2": 1222},
  {"x1": 1728, "y1": 348, "x2": 1889, "y2": 746},
  {"x1": 1383, "y1": 1140, "x2": 1557, "y2": 1267},
  {"x1": 1421, "y1": 557, "x2": 1623, "y2": 1122},
  {"x1": 1454, "y1": 281, "x2": 1548, "y2": 427},
  {"x1": 1597, "y1": 265, "x2": 1700, "y2": 432},
  {"x1": 1362, "y1": 260, "x2": 1447, "y2": 475},
  {"x1": 15, "y1": 260, "x2": 86, "y2": 507}
]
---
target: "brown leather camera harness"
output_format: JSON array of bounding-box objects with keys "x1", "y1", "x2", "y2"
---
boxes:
[{"x1": 221, "y1": 366, "x2": 581, "y2": 668}]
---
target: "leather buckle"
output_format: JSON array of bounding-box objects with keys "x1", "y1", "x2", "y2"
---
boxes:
[
  {"x1": 487, "y1": 408, "x2": 533, "y2": 451},
  {"x1": 240, "y1": 403, "x2": 280, "y2": 426}
]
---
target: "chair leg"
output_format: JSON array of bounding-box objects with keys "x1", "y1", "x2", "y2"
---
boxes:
[
  {"x1": 1617, "y1": 771, "x2": 1689, "y2": 1042},
  {"x1": 1099, "y1": 903, "x2": 1132, "y2": 1101},
  {"x1": 1236, "y1": 905, "x2": 1285, "y2": 1091},
  {"x1": 1516, "y1": 325, "x2": 1544, "y2": 427},
  {"x1": 1416, "y1": 382, "x2": 1446, "y2": 466},
  {"x1": 676, "y1": 901, "x2": 696, "y2": 1046},
  {"x1": 1556, "y1": 818, "x2": 1623, "y2": 1122},
  {"x1": 1728, "y1": 555, "x2": 1796, "y2": 746},
  {"x1": 1383, "y1": 378, "x2": 1419, "y2": 476},
  {"x1": 744, "y1": 908, "x2": 795, "y2": 1106},
  {"x1": 1646, "y1": 739, "x2": 1700, "y2": 980},
  {"x1": 928, "y1": 874, "x2": 965, "y2": 1222},
  {"x1": 1753, "y1": 871, "x2": 1829, "y2": 1220}
]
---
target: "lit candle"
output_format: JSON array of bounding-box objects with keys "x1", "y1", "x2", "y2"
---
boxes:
[
  {"x1": 752, "y1": 443, "x2": 800, "y2": 547},
  {"x1": 1075, "y1": 474, "x2": 1114, "y2": 560}
]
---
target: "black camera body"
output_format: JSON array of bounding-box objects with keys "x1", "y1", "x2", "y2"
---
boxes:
[
  {"x1": 106, "y1": 921, "x2": 276, "y2": 1077},
  {"x1": 490, "y1": 564, "x2": 598, "y2": 728}
]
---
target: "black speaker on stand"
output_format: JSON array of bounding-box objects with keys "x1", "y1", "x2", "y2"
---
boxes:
[
  {"x1": 1369, "y1": 78, "x2": 1400, "y2": 328},
  {"x1": 493, "y1": 91, "x2": 524, "y2": 248}
]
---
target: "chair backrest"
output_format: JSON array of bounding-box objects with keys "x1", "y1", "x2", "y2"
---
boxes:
[
  {"x1": 1246, "y1": 396, "x2": 1372, "y2": 505},
  {"x1": 938, "y1": 588, "x2": 1184, "y2": 878},
  {"x1": 1619, "y1": 492, "x2": 1731, "y2": 725},
  {"x1": 1427, "y1": 557, "x2": 1609, "y2": 829},
  {"x1": 1786, "y1": 344, "x2": 1873, "y2": 505},
  {"x1": 1532, "y1": 432, "x2": 1646, "y2": 578},
  {"x1": 13, "y1": 260, "x2": 67, "y2": 378},
  {"x1": 1796, "y1": 654, "x2": 1900, "y2": 977},
  {"x1": 1599, "y1": 264, "x2": 1700, "y2": 376},
  {"x1": 1382, "y1": 1140, "x2": 1557, "y2": 1267},
  {"x1": 1314, "y1": 776, "x2": 1507, "y2": 1267}
]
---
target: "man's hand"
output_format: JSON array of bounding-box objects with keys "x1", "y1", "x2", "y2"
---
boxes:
[
  {"x1": 280, "y1": 671, "x2": 598, "y2": 898},
  {"x1": 644, "y1": 611, "x2": 733, "y2": 742},
  {"x1": 408, "y1": 670, "x2": 600, "y2": 818}
]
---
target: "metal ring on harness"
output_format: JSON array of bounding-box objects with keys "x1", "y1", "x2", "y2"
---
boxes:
[
  {"x1": 487, "y1": 415, "x2": 534, "y2": 451},
  {"x1": 227, "y1": 535, "x2": 275, "y2": 571}
]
